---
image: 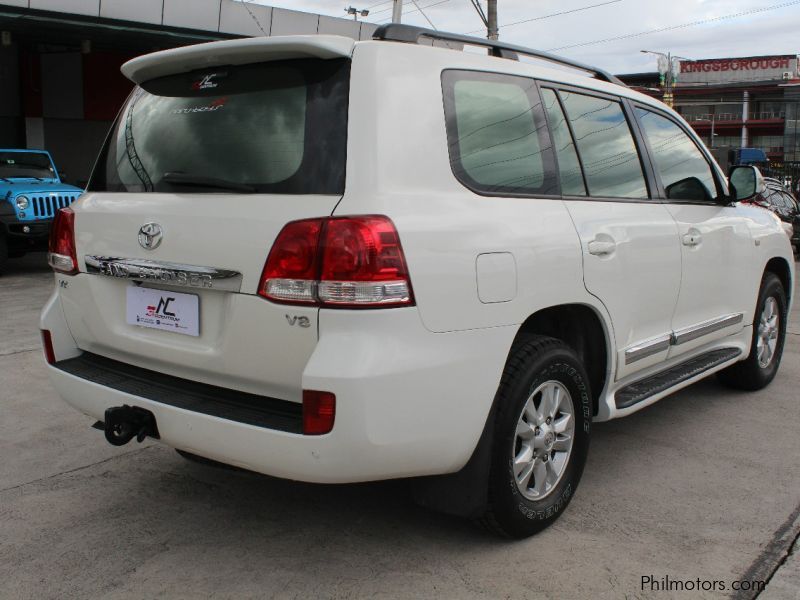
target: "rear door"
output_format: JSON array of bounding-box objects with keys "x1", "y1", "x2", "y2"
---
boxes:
[
  {"x1": 543, "y1": 86, "x2": 682, "y2": 380},
  {"x1": 632, "y1": 106, "x2": 753, "y2": 359},
  {"x1": 61, "y1": 56, "x2": 351, "y2": 401}
]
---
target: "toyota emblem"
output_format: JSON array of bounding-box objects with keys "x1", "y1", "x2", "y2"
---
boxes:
[{"x1": 138, "y1": 223, "x2": 163, "y2": 250}]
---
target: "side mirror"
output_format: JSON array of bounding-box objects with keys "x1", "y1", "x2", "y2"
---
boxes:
[
  {"x1": 729, "y1": 165, "x2": 764, "y2": 201},
  {"x1": 59, "y1": 172, "x2": 68, "y2": 182}
]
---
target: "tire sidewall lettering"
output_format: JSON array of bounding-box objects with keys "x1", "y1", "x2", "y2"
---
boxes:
[{"x1": 507, "y1": 361, "x2": 589, "y2": 521}]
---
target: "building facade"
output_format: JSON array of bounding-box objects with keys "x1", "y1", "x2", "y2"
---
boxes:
[
  {"x1": 0, "y1": 0, "x2": 377, "y2": 186},
  {"x1": 619, "y1": 54, "x2": 800, "y2": 184}
]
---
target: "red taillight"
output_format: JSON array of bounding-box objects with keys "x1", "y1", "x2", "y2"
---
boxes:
[
  {"x1": 41, "y1": 330, "x2": 55, "y2": 365},
  {"x1": 302, "y1": 390, "x2": 336, "y2": 435},
  {"x1": 260, "y1": 218, "x2": 324, "y2": 304},
  {"x1": 258, "y1": 215, "x2": 414, "y2": 308},
  {"x1": 48, "y1": 208, "x2": 78, "y2": 275}
]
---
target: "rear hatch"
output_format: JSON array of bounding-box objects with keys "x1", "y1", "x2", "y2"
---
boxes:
[{"x1": 60, "y1": 39, "x2": 352, "y2": 402}]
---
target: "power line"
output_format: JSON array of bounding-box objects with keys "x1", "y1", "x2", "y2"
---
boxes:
[
  {"x1": 236, "y1": 0, "x2": 268, "y2": 36},
  {"x1": 409, "y1": 0, "x2": 438, "y2": 29},
  {"x1": 548, "y1": 0, "x2": 800, "y2": 51},
  {"x1": 464, "y1": 0, "x2": 622, "y2": 35},
  {"x1": 468, "y1": 0, "x2": 488, "y2": 27},
  {"x1": 364, "y1": 0, "x2": 394, "y2": 9},
  {"x1": 370, "y1": 0, "x2": 412, "y2": 16},
  {"x1": 376, "y1": 0, "x2": 451, "y2": 23}
]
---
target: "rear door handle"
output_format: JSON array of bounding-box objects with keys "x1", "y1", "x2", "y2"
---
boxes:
[
  {"x1": 682, "y1": 233, "x2": 702, "y2": 247},
  {"x1": 587, "y1": 239, "x2": 616, "y2": 256}
]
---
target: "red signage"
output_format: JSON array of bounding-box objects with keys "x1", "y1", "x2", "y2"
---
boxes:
[{"x1": 681, "y1": 57, "x2": 792, "y2": 74}]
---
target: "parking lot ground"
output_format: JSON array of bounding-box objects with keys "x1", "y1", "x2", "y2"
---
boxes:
[{"x1": 1, "y1": 253, "x2": 798, "y2": 599}]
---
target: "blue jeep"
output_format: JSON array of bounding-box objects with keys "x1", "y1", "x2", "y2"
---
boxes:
[{"x1": 0, "y1": 149, "x2": 82, "y2": 271}]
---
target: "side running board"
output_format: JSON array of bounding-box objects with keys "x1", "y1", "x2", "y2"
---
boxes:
[{"x1": 615, "y1": 347, "x2": 742, "y2": 409}]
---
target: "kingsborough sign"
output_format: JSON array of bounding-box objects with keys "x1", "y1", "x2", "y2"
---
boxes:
[{"x1": 678, "y1": 55, "x2": 799, "y2": 84}]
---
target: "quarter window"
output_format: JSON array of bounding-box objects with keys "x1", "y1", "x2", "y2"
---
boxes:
[
  {"x1": 559, "y1": 91, "x2": 648, "y2": 199},
  {"x1": 541, "y1": 88, "x2": 586, "y2": 196},
  {"x1": 442, "y1": 71, "x2": 557, "y2": 196},
  {"x1": 636, "y1": 108, "x2": 717, "y2": 201}
]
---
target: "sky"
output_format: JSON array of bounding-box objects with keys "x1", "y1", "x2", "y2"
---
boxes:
[{"x1": 250, "y1": 0, "x2": 800, "y2": 74}]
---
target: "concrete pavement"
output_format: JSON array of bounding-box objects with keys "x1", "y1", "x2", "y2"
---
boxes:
[{"x1": 1, "y1": 252, "x2": 798, "y2": 599}]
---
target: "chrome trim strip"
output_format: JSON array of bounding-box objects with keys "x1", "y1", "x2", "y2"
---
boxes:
[
  {"x1": 84, "y1": 256, "x2": 243, "y2": 292},
  {"x1": 624, "y1": 334, "x2": 672, "y2": 365},
  {"x1": 671, "y1": 313, "x2": 744, "y2": 346}
]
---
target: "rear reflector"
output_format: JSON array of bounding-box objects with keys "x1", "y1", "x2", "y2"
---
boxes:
[
  {"x1": 47, "y1": 208, "x2": 78, "y2": 275},
  {"x1": 259, "y1": 215, "x2": 413, "y2": 308},
  {"x1": 41, "y1": 330, "x2": 55, "y2": 365},
  {"x1": 302, "y1": 390, "x2": 336, "y2": 435}
]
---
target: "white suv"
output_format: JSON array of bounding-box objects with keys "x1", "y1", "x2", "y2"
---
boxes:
[{"x1": 41, "y1": 25, "x2": 794, "y2": 538}]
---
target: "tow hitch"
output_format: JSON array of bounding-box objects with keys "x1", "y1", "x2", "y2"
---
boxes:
[{"x1": 99, "y1": 405, "x2": 160, "y2": 446}]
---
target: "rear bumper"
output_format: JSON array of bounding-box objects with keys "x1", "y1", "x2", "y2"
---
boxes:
[
  {"x1": 0, "y1": 214, "x2": 51, "y2": 251},
  {"x1": 43, "y1": 296, "x2": 516, "y2": 483}
]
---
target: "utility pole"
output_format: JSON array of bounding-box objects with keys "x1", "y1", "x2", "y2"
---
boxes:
[
  {"x1": 392, "y1": 0, "x2": 402, "y2": 23},
  {"x1": 487, "y1": 0, "x2": 498, "y2": 40}
]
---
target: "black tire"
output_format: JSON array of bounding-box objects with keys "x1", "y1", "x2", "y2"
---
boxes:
[
  {"x1": 477, "y1": 335, "x2": 591, "y2": 538},
  {"x1": 718, "y1": 272, "x2": 787, "y2": 391}
]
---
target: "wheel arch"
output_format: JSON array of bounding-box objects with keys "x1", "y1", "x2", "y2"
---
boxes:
[
  {"x1": 764, "y1": 256, "x2": 792, "y2": 304},
  {"x1": 411, "y1": 302, "x2": 612, "y2": 518},
  {"x1": 511, "y1": 303, "x2": 612, "y2": 417}
]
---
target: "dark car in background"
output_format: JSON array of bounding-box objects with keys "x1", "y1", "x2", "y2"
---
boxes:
[{"x1": 747, "y1": 176, "x2": 798, "y2": 250}]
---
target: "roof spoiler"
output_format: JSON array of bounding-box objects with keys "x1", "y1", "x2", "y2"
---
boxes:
[{"x1": 121, "y1": 35, "x2": 355, "y2": 84}]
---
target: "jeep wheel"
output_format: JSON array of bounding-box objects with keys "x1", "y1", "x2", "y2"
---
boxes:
[
  {"x1": 718, "y1": 272, "x2": 787, "y2": 391},
  {"x1": 477, "y1": 336, "x2": 591, "y2": 538}
]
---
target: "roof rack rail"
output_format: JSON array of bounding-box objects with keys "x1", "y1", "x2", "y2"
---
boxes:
[{"x1": 372, "y1": 24, "x2": 626, "y2": 87}]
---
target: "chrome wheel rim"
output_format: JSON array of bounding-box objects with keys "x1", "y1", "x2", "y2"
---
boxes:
[
  {"x1": 512, "y1": 380, "x2": 575, "y2": 501},
  {"x1": 756, "y1": 296, "x2": 780, "y2": 369}
]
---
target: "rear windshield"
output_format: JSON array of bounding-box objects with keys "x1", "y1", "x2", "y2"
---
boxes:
[
  {"x1": 88, "y1": 58, "x2": 350, "y2": 195},
  {"x1": 0, "y1": 151, "x2": 55, "y2": 179}
]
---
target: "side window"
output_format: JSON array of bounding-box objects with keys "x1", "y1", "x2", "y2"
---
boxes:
[
  {"x1": 541, "y1": 88, "x2": 586, "y2": 196},
  {"x1": 635, "y1": 108, "x2": 718, "y2": 202},
  {"x1": 559, "y1": 91, "x2": 648, "y2": 199},
  {"x1": 442, "y1": 70, "x2": 557, "y2": 195}
]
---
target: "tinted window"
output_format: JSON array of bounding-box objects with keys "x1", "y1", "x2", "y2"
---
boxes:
[
  {"x1": 442, "y1": 71, "x2": 557, "y2": 195},
  {"x1": 560, "y1": 92, "x2": 648, "y2": 199},
  {"x1": 636, "y1": 108, "x2": 717, "y2": 201},
  {"x1": 89, "y1": 59, "x2": 350, "y2": 194},
  {"x1": 541, "y1": 88, "x2": 586, "y2": 196},
  {"x1": 0, "y1": 151, "x2": 55, "y2": 179}
]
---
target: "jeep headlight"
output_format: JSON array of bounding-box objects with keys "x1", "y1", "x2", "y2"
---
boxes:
[{"x1": 15, "y1": 195, "x2": 29, "y2": 210}]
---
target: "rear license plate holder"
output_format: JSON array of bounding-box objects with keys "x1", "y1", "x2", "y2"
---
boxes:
[{"x1": 126, "y1": 286, "x2": 199, "y2": 337}]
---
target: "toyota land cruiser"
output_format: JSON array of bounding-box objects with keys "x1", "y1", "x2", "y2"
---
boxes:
[{"x1": 40, "y1": 26, "x2": 794, "y2": 538}]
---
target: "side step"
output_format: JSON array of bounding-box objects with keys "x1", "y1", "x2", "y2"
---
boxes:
[{"x1": 615, "y1": 347, "x2": 742, "y2": 409}]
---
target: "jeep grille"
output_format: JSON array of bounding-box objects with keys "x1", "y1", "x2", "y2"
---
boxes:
[{"x1": 31, "y1": 194, "x2": 79, "y2": 218}]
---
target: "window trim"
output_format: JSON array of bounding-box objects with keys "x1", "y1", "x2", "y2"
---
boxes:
[
  {"x1": 537, "y1": 81, "x2": 656, "y2": 203},
  {"x1": 440, "y1": 68, "x2": 560, "y2": 199},
  {"x1": 537, "y1": 84, "x2": 589, "y2": 197},
  {"x1": 630, "y1": 102, "x2": 728, "y2": 205}
]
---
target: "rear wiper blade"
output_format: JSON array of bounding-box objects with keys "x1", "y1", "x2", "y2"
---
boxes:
[{"x1": 162, "y1": 172, "x2": 256, "y2": 193}]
